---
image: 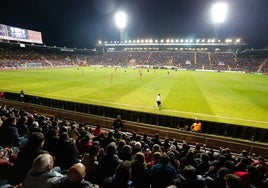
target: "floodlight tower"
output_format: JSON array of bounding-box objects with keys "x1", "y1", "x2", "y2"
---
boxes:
[
  {"x1": 115, "y1": 11, "x2": 127, "y2": 43},
  {"x1": 211, "y1": 2, "x2": 228, "y2": 39}
]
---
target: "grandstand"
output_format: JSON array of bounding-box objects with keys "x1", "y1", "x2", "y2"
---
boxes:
[{"x1": 1, "y1": 24, "x2": 268, "y2": 187}]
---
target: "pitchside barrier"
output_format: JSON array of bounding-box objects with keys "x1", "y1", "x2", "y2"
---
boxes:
[{"x1": 0, "y1": 92, "x2": 268, "y2": 158}]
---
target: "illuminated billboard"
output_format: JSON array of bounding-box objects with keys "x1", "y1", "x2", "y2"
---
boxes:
[{"x1": 0, "y1": 23, "x2": 43, "y2": 44}]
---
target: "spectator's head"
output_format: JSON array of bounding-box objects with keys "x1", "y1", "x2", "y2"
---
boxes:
[
  {"x1": 159, "y1": 153, "x2": 170, "y2": 166},
  {"x1": 134, "y1": 152, "x2": 145, "y2": 164},
  {"x1": 114, "y1": 160, "x2": 132, "y2": 183},
  {"x1": 217, "y1": 167, "x2": 231, "y2": 179},
  {"x1": 183, "y1": 165, "x2": 197, "y2": 181},
  {"x1": 152, "y1": 144, "x2": 161, "y2": 153},
  {"x1": 32, "y1": 153, "x2": 54, "y2": 173},
  {"x1": 106, "y1": 142, "x2": 117, "y2": 155},
  {"x1": 26, "y1": 132, "x2": 45, "y2": 148},
  {"x1": 68, "y1": 163, "x2": 86, "y2": 183},
  {"x1": 224, "y1": 174, "x2": 244, "y2": 188},
  {"x1": 134, "y1": 141, "x2": 142, "y2": 150}
]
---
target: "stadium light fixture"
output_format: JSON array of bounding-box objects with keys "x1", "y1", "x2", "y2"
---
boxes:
[
  {"x1": 115, "y1": 11, "x2": 127, "y2": 43},
  {"x1": 236, "y1": 38, "x2": 241, "y2": 43},
  {"x1": 211, "y1": 2, "x2": 228, "y2": 39}
]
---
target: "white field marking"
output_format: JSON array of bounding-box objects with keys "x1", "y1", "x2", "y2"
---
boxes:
[{"x1": 38, "y1": 93, "x2": 268, "y2": 125}]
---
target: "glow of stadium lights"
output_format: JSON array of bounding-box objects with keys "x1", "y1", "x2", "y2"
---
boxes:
[
  {"x1": 211, "y1": 3, "x2": 228, "y2": 24},
  {"x1": 137, "y1": 40, "x2": 140, "y2": 43},
  {"x1": 236, "y1": 38, "x2": 241, "y2": 43},
  {"x1": 180, "y1": 39, "x2": 184, "y2": 43},
  {"x1": 160, "y1": 39, "x2": 164, "y2": 43},
  {"x1": 202, "y1": 39, "x2": 205, "y2": 42},
  {"x1": 149, "y1": 39, "x2": 153, "y2": 43},
  {"x1": 185, "y1": 39, "x2": 189, "y2": 43},
  {"x1": 115, "y1": 11, "x2": 127, "y2": 43},
  {"x1": 211, "y1": 2, "x2": 228, "y2": 40},
  {"x1": 128, "y1": 40, "x2": 132, "y2": 43},
  {"x1": 211, "y1": 39, "x2": 215, "y2": 42},
  {"x1": 175, "y1": 39, "x2": 179, "y2": 43},
  {"x1": 155, "y1": 39, "x2": 158, "y2": 43},
  {"x1": 170, "y1": 39, "x2": 174, "y2": 43},
  {"x1": 208, "y1": 39, "x2": 211, "y2": 43},
  {"x1": 98, "y1": 40, "x2": 102, "y2": 44},
  {"x1": 145, "y1": 39, "x2": 148, "y2": 43},
  {"x1": 166, "y1": 39, "x2": 170, "y2": 43},
  {"x1": 190, "y1": 39, "x2": 193, "y2": 43},
  {"x1": 141, "y1": 39, "x2": 144, "y2": 43},
  {"x1": 218, "y1": 39, "x2": 221, "y2": 42},
  {"x1": 196, "y1": 39, "x2": 200, "y2": 43}
]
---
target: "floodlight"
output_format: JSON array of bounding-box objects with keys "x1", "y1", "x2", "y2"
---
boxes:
[
  {"x1": 211, "y1": 2, "x2": 228, "y2": 24},
  {"x1": 211, "y1": 2, "x2": 227, "y2": 39},
  {"x1": 115, "y1": 11, "x2": 127, "y2": 43},
  {"x1": 115, "y1": 11, "x2": 127, "y2": 29}
]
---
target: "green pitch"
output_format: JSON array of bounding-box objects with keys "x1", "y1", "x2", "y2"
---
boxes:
[{"x1": 0, "y1": 67, "x2": 267, "y2": 128}]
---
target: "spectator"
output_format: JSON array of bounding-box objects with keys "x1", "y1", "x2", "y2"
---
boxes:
[
  {"x1": 81, "y1": 144, "x2": 100, "y2": 184},
  {"x1": 92, "y1": 125, "x2": 102, "y2": 137},
  {"x1": 54, "y1": 132, "x2": 80, "y2": 171},
  {"x1": 101, "y1": 160, "x2": 133, "y2": 188},
  {"x1": 9, "y1": 132, "x2": 48, "y2": 185},
  {"x1": 53, "y1": 163, "x2": 99, "y2": 188},
  {"x1": 22, "y1": 153, "x2": 64, "y2": 188},
  {"x1": 131, "y1": 152, "x2": 150, "y2": 188},
  {"x1": 224, "y1": 174, "x2": 244, "y2": 188},
  {"x1": 113, "y1": 115, "x2": 123, "y2": 131},
  {"x1": 0, "y1": 116, "x2": 26, "y2": 148},
  {"x1": 97, "y1": 142, "x2": 122, "y2": 184},
  {"x1": 149, "y1": 153, "x2": 177, "y2": 188}
]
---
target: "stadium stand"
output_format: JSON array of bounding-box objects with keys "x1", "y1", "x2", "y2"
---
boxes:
[
  {"x1": 0, "y1": 103, "x2": 267, "y2": 187},
  {"x1": 0, "y1": 40, "x2": 268, "y2": 187}
]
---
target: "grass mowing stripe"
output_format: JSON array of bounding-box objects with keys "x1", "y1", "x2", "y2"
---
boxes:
[{"x1": 0, "y1": 68, "x2": 267, "y2": 128}]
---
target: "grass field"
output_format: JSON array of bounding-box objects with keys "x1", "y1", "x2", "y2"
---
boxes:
[{"x1": 0, "y1": 67, "x2": 268, "y2": 128}]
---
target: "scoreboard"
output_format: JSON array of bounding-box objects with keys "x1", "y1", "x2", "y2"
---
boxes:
[{"x1": 0, "y1": 23, "x2": 42, "y2": 44}]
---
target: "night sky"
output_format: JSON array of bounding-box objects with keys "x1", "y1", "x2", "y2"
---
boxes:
[{"x1": 1, "y1": 0, "x2": 268, "y2": 49}]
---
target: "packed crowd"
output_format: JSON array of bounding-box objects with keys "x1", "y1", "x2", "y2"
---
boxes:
[
  {"x1": 0, "y1": 45, "x2": 267, "y2": 73},
  {"x1": 0, "y1": 104, "x2": 267, "y2": 188}
]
